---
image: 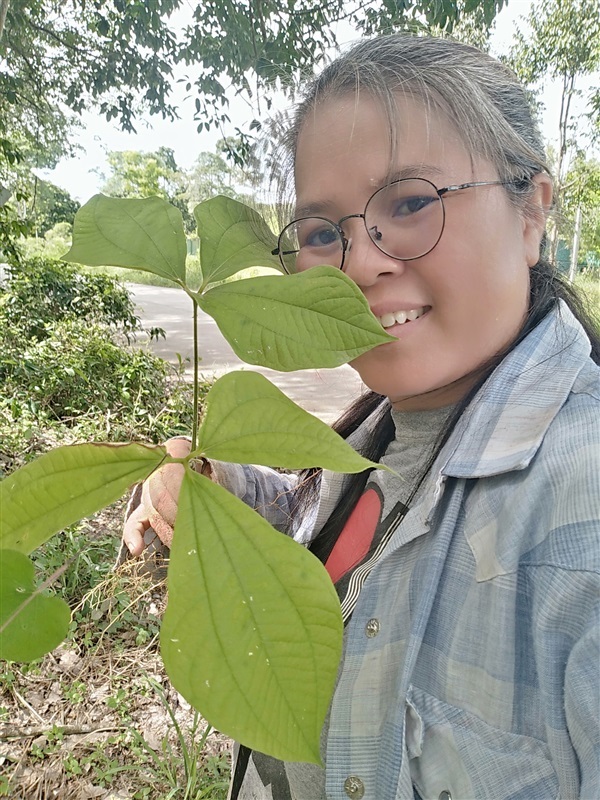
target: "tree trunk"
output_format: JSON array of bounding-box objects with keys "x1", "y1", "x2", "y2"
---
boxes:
[
  {"x1": 568, "y1": 206, "x2": 583, "y2": 283},
  {"x1": 0, "y1": 0, "x2": 9, "y2": 40}
]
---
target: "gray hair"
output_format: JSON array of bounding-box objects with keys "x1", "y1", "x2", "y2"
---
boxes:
[{"x1": 276, "y1": 35, "x2": 551, "y2": 217}]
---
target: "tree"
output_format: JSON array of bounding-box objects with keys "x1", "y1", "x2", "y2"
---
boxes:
[
  {"x1": 1, "y1": 0, "x2": 507, "y2": 256},
  {"x1": 428, "y1": 0, "x2": 496, "y2": 49},
  {"x1": 100, "y1": 146, "x2": 257, "y2": 232},
  {"x1": 101, "y1": 148, "x2": 184, "y2": 199},
  {"x1": 1, "y1": 0, "x2": 182, "y2": 256},
  {"x1": 100, "y1": 147, "x2": 194, "y2": 232},
  {"x1": 1, "y1": 0, "x2": 507, "y2": 153},
  {"x1": 507, "y1": 0, "x2": 600, "y2": 257},
  {"x1": 185, "y1": 151, "x2": 244, "y2": 205},
  {"x1": 31, "y1": 181, "x2": 80, "y2": 236},
  {"x1": 562, "y1": 153, "x2": 600, "y2": 265}
]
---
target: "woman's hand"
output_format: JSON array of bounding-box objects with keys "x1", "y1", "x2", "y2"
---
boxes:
[{"x1": 122, "y1": 437, "x2": 204, "y2": 556}]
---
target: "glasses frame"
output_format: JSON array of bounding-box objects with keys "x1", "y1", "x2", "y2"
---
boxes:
[{"x1": 272, "y1": 178, "x2": 510, "y2": 274}]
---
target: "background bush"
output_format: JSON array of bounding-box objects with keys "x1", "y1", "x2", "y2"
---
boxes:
[
  {"x1": 0, "y1": 256, "x2": 209, "y2": 476},
  {"x1": 0, "y1": 255, "x2": 140, "y2": 340}
]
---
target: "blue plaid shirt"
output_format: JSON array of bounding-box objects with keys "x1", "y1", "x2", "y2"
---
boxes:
[{"x1": 215, "y1": 301, "x2": 600, "y2": 800}]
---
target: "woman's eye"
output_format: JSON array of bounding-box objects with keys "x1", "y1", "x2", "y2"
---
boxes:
[
  {"x1": 303, "y1": 226, "x2": 338, "y2": 248},
  {"x1": 393, "y1": 195, "x2": 435, "y2": 216}
]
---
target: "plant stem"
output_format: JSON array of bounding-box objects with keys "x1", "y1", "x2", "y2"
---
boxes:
[{"x1": 192, "y1": 296, "x2": 199, "y2": 451}]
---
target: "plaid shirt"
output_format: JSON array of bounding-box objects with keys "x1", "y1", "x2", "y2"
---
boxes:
[{"x1": 216, "y1": 301, "x2": 600, "y2": 800}]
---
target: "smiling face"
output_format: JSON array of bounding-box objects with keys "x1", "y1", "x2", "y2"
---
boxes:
[{"x1": 293, "y1": 94, "x2": 549, "y2": 410}]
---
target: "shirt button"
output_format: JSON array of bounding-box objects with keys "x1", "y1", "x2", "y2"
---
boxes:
[
  {"x1": 343, "y1": 775, "x2": 365, "y2": 798},
  {"x1": 438, "y1": 791, "x2": 452, "y2": 800},
  {"x1": 365, "y1": 618, "x2": 380, "y2": 637}
]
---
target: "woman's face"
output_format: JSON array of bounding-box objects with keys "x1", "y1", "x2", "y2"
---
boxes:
[{"x1": 294, "y1": 94, "x2": 549, "y2": 410}]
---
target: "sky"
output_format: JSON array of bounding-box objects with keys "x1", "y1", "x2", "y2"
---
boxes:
[{"x1": 42, "y1": 0, "x2": 597, "y2": 202}]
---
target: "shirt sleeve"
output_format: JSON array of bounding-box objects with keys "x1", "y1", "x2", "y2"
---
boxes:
[{"x1": 208, "y1": 459, "x2": 303, "y2": 536}]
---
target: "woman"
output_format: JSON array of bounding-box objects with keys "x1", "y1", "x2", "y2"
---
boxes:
[{"x1": 123, "y1": 35, "x2": 600, "y2": 800}]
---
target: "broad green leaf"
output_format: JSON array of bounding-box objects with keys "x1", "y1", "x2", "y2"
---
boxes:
[
  {"x1": 0, "y1": 550, "x2": 70, "y2": 662},
  {"x1": 0, "y1": 443, "x2": 167, "y2": 554},
  {"x1": 161, "y1": 469, "x2": 342, "y2": 764},
  {"x1": 195, "y1": 195, "x2": 283, "y2": 284},
  {"x1": 196, "y1": 370, "x2": 379, "y2": 472},
  {"x1": 63, "y1": 195, "x2": 187, "y2": 283},
  {"x1": 198, "y1": 265, "x2": 395, "y2": 371}
]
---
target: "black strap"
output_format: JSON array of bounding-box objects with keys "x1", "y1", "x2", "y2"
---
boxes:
[{"x1": 229, "y1": 744, "x2": 252, "y2": 800}]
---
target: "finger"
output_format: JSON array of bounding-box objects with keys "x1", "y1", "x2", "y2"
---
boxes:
[
  {"x1": 123, "y1": 504, "x2": 151, "y2": 556},
  {"x1": 164, "y1": 436, "x2": 192, "y2": 458}
]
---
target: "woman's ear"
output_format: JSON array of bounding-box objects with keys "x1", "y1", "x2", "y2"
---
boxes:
[{"x1": 524, "y1": 173, "x2": 553, "y2": 267}]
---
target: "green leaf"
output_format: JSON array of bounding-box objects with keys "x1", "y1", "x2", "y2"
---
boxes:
[
  {"x1": 63, "y1": 195, "x2": 187, "y2": 283},
  {"x1": 0, "y1": 443, "x2": 167, "y2": 554},
  {"x1": 196, "y1": 370, "x2": 378, "y2": 472},
  {"x1": 198, "y1": 265, "x2": 395, "y2": 371},
  {"x1": 0, "y1": 550, "x2": 70, "y2": 662},
  {"x1": 161, "y1": 469, "x2": 342, "y2": 764},
  {"x1": 195, "y1": 195, "x2": 283, "y2": 284}
]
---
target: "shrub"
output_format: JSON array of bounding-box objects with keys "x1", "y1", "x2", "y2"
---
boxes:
[
  {"x1": 0, "y1": 255, "x2": 140, "y2": 341},
  {"x1": 0, "y1": 256, "x2": 209, "y2": 475}
]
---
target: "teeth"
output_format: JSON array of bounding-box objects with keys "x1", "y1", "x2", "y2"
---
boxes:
[{"x1": 377, "y1": 307, "x2": 425, "y2": 328}]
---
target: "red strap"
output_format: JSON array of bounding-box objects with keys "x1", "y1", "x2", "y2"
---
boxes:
[{"x1": 325, "y1": 488, "x2": 381, "y2": 584}]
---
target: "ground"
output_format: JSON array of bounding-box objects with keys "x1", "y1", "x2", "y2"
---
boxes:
[{"x1": 0, "y1": 502, "x2": 232, "y2": 800}]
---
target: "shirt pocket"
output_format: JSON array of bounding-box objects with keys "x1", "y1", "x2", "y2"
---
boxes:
[{"x1": 405, "y1": 686, "x2": 560, "y2": 800}]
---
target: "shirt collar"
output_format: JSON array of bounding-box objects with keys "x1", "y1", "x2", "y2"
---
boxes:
[{"x1": 440, "y1": 301, "x2": 592, "y2": 478}]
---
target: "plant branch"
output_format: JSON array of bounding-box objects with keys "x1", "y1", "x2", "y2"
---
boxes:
[
  {"x1": 0, "y1": 723, "x2": 124, "y2": 740},
  {"x1": 192, "y1": 297, "x2": 199, "y2": 451}
]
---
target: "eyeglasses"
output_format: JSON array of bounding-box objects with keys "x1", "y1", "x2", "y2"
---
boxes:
[{"x1": 272, "y1": 178, "x2": 509, "y2": 274}]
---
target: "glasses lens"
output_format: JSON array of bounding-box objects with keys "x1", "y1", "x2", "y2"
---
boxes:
[
  {"x1": 365, "y1": 178, "x2": 444, "y2": 260},
  {"x1": 278, "y1": 217, "x2": 344, "y2": 273}
]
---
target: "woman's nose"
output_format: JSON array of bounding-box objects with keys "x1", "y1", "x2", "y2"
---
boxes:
[{"x1": 342, "y1": 226, "x2": 405, "y2": 287}]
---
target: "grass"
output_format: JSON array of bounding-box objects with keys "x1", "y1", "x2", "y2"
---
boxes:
[
  {"x1": 85, "y1": 258, "x2": 280, "y2": 292},
  {"x1": 575, "y1": 270, "x2": 600, "y2": 315},
  {"x1": 0, "y1": 516, "x2": 231, "y2": 800},
  {"x1": 84, "y1": 257, "x2": 203, "y2": 290}
]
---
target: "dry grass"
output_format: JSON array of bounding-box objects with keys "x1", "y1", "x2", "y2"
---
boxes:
[{"x1": 0, "y1": 506, "x2": 231, "y2": 800}]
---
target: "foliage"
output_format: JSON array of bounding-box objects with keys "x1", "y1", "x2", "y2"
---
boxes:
[
  {"x1": 102, "y1": 147, "x2": 184, "y2": 199},
  {"x1": 6, "y1": 318, "x2": 171, "y2": 420},
  {"x1": 507, "y1": 0, "x2": 600, "y2": 250},
  {"x1": 562, "y1": 152, "x2": 600, "y2": 262},
  {"x1": 0, "y1": 532, "x2": 230, "y2": 797},
  {"x1": 1, "y1": 193, "x2": 394, "y2": 763},
  {"x1": 0, "y1": 0, "x2": 507, "y2": 158},
  {"x1": 99, "y1": 145, "x2": 263, "y2": 234},
  {"x1": 100, "y1": 146, "x2": 194, "y2": 232},
  {"x1": 19, "y1": 220, "x2": 75, "y2": 261},
  {"x1": 30, "y1": 179, "x2": 80, "y2": 236},
  {"x1": 507, "y1": 0, "x2": 600, "y2": 98},
  {"x1": 0, "y1": 0, "x2": 507, "y2": 258},
  {"x1": 185, "y1": 150, "x2": 247, "y2": 206},
  {"x1": 0, "y1": 256, "x2": 202, "y2": 477},
  {"x1": 506, "y1": 0, "x2": 600, "y2": 266},
  {"x1": 180, "y1": 0, "x2": 506, "y2": 141},
  {"x1": 0, "y1": 256, "x2": 140, "y2": 340},
  {"x1": 428, "y1": 0, "x2": 496, "y2": 49}
]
